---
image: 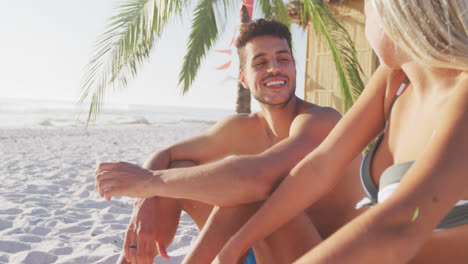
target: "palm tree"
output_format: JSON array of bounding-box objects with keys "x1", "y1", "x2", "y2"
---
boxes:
[
  {"x1": 79, "y1": 0, "x2": 364, "y2": 124},
  {"x1": 235, "y1": 3, "x2": 252, "y2": 114}
]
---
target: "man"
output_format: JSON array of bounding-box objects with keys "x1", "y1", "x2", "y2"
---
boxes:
[{"x1": 95, "y1": 19, "x2": 365, "y2": 264}]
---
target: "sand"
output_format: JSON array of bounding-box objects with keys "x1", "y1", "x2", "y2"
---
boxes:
[{"x1": 0, "y1": 123, "x2": 212, "y2": 264}]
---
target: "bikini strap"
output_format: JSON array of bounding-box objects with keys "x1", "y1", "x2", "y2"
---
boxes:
[
  {"x1": 396, "y1": 77, "x2": 410, "y2": 96},
  {"x1": 383, "y1": 77, "x2": 410, "y2": 132},
  {"x1": 358, "y1": 76, "x2": 410, "y2": 208}
]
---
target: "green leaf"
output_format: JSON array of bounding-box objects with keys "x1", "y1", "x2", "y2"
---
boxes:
[
  {"x1": 178, "y1": 0, "x2": 219, "y2": 94},
  {"x1": 256, "y1": 0, "x2": 290, "y2": 26},
  {"x1": 271, "y1": 0, "x2": 291, "y2": 26},
  {"x1": 412, "y1": 207, "x2": 419, "y2": 222},
  {"x1": 257, "y1": 0, "x2": 274, "y2": 19}
]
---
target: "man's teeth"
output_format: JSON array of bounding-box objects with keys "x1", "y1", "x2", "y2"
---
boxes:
[{"x1": 266, "y1": 81, "x2": 285, "y2": 87}]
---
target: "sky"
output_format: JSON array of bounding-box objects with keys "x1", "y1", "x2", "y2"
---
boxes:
[{"x1": 0, "y1": 0, "x2": 307, "y2": 111}]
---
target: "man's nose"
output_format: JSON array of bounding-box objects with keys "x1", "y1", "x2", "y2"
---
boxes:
[{"x1": 267, "y1": 60, "x2": 281, "y2": 74}]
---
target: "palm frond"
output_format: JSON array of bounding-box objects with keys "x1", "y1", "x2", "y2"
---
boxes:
[
  {"x1": 178, "y1": 0, "x2": 220, "y2": 94},
  {"x1": 257, "y1": 0, "x2": 273, "y2": 19},
  {"x1": 303, "y1": 0, "x2": 364, "y2": 112},
  {"x1": 79, "y1": 0, "x2": 189, "y2": 126},
  {"x1": 213, "y1": 0, "x2": 236, "y2": 27},
  {"x1": 270, "y1": 0, "x2": 291, "y2": 26},
  {"x1": 256, "y1": 0, "x2": 290, "y2": 26}
]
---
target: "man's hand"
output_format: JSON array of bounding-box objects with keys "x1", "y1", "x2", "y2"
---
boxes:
[
  {"x1": 95, "y1": 161, "x2": 156, "y2": 201},
  {"x1": 123, "y1": 198, "x2": 170, "y2": 264}
]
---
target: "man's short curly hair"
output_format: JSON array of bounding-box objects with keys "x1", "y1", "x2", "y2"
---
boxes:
[{"x1": 236, "y1": 19, "x2": 293, "y2": 69}]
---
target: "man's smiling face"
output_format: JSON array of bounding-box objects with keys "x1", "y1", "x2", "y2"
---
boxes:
[{"x1": 240, "y1": 35, "x2": 296, "y2": 107}]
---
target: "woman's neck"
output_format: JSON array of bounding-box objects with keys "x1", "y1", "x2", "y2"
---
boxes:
[{"x1": 400, "y1": 61, "x2": 465, "y2": 101}]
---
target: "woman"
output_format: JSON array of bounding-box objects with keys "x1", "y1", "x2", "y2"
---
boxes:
[{"x1": 214, "y1": 0, "x2": 468, "y2": 263}]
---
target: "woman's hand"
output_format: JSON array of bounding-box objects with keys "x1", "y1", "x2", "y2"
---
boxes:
[{"x1": 95, "y1": 161, "x2": 156, "y2": 200}]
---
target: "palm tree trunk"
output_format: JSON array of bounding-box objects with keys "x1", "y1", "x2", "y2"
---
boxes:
[
  {"x1": 236, "y1": 81, "x2": 252, "y2": 113},
  {"x1": 235, "y1": 4, "x2": 252, "y2": 114}
]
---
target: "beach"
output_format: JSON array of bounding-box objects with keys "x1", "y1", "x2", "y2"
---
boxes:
[{"x1": 0, "y1": 104, "x2": 225, "y2": 264}]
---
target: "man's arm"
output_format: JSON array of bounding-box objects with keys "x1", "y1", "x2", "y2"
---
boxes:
[
  {"x1": 118, "y1": 114, "x2": 260, "y2": 263},
  {"x1": 96, "y1": 106, "x2": 343, "y2": 206},
  {"x1": 182, "y1": 204, "x2": 261, "y2": 264},
  {"x1": 145, "y1": 114, "x2": 261, "y2": 167}
]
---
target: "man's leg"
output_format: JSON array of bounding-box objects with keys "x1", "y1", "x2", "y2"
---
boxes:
[
  {"x1": 183, "y1": 203, "x2": 263, "y2": 264},
  {"x1": 253, "y1": 212, "x2": 322, "y2": 264},
  {"x1": 118, "y1": 160, "x2": 213, "y2": 264},
  {"x1": 184, "y1": 204, "x2": 322, "y2": 264}
]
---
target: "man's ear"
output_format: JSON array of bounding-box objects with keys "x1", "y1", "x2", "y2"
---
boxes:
[{"x1": 239, "y1": 70, "x2": 249, "y2": 89}]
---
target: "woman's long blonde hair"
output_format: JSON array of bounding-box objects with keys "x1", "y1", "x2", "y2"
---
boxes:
[{"x1": 371, "y1": 0, "x2": 468, "y2": 70}]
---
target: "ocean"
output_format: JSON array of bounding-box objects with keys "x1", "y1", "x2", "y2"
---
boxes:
[{"x1": 0, "y1": 98, "x2": 234, "y2": 129}]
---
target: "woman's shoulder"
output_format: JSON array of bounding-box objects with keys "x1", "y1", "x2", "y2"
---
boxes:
[{"x1": 363, "y1": 66, "x2": 406, "y2": 117}]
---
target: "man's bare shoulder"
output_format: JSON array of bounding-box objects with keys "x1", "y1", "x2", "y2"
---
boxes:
[
  {"x1": 205, "y1": 112, "x2": 264, "y2": 139},
  {"x1": 211, "y1": 112, "x2": 263, "y2": 131},
  {"x1": 295, "y1": 100, "x2": 342, "y2": 126},
  {"x1": 290, "y1": 100, "x2": 342, "y2": 138},
  {"x1": 203, "y1": 112, "x2": 267, "y2": 155}
]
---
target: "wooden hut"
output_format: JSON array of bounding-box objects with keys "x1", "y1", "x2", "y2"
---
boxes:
[{"x1": 302, "y1": 0, "x2": 378, "y2": 113}]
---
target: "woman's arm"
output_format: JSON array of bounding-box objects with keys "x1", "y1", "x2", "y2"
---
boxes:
[
  {"x1": 213, "y1": 66, "x2": 395, "y2": 262},
  {"x1": 293, "y1": 78, "x2": 468, "y2": 264}
]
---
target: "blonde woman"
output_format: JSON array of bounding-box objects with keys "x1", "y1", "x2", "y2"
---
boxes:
[{"x1": 214, "y1": 0, "x2": 468, "y2": 263}]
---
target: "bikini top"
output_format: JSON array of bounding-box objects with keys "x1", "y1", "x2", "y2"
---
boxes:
[{"x1": 357, "y1": 77, "x2": 468, "y2": 230}]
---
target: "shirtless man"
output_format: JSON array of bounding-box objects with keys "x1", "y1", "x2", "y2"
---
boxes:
[{"x1": 95, "y1": 19, "x2": 365, "y2": 264}]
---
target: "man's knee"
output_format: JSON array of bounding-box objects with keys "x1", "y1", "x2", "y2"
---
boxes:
[
  {"x1": 207, "y1": 203, "x2": 261, "y2": 224},
  {"x1": 144, "y1": 156, "x2": 210, "y2": 227}
]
